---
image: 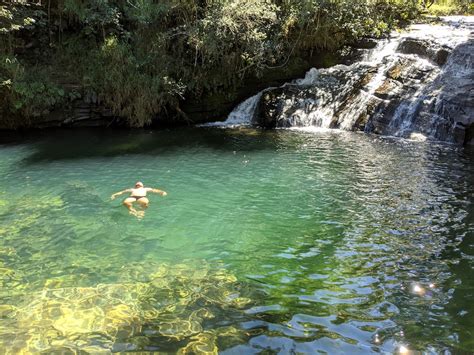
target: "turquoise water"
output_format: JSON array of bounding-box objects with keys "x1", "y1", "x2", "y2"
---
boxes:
[{"x1": 0, "y1": 128, "x2": 472, "y2": 353}]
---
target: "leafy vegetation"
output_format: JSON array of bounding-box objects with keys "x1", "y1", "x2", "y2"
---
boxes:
[
  {"x1": 0, "y1": 55, "x2": 68, "y2": 127},
  {"x1": 422, "y1": 0, "x2": 473, "y2": 16},
  {"x1": 0, "y1": 0, "x2": 470, "y2": 128}
]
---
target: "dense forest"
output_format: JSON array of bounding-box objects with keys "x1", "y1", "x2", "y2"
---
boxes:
[{"x1": 0, "y1": 0, "x2": 472, "y2": 128}]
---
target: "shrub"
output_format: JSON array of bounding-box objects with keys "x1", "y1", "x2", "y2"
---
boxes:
[
  {"x1": 0, "y1": 55, "x2": 68, "y2": 127},
  {"x1": 1, "y1": 0, "x2": 434, "y2": 128}
]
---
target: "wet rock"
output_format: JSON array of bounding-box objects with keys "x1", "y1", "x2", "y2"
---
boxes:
[
  {"x1": 407, "y1": 40, "x2": 474, "y2": 144},
  {"x1": 245, "y1": 36, "x2": 471, "y2": 145},
  {"x1": 337, "y1": 46, "x2": 367, "y2": 65},
  {"x1": 350, "y1": 38, "x2": 379, "y2": 49},
  {"x1": 366, "y1": 39, "x2": 473, "y2": 144},
  {"x1": 387, "y1": 57, "x2": 436, "y2": 83},
  {"x1": 464, "y1": 123, "x2": 474, "y2": 145},
  {"x1": 181, "y1": 51, "x2": 342, "y2": 125},
  {"x1": 363, "y1": 100, "x2": 396, "y2": 135},
  {"x1": 366, "y1": 57, "x2": 440, "y2": 137},
  {"x1": 350, "y1": 95, "x2": 382, "y2": 131},
  {"x1": 397, "y1": 37, "x2": 452, "y2": 66},
  {"x1": 211, "y1": 21, "x2": 472, "y2": 144},
  {"x1": 337, "y1": 38, "x2": 378, "y2": 65},
  {"x1": 374, "y1": 79, "x2": 402, "y2": 100},
  {"x1": 254, "y1": 65, "x2": 374, "y2": 129}
]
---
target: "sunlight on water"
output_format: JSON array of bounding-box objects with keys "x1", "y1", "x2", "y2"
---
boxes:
[
  {"x1": 0, "y1": 128, "x2": 472, "y2": 353},
  {"x1": 3, "y1": 261, "x2": 254, "y2": 353}
]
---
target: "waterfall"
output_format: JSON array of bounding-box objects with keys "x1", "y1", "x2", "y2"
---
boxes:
[
  {"x1": 199, "y1": 92, "x2": 263, "y2": 127},
  {"x1": 203, "y1": 17, "x2": 473, "y2": 144}
]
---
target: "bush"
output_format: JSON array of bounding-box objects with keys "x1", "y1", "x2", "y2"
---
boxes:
[
  {"x1": 422, "y1": 0, "x2": 474, "y2": 15},
  {"x1": 0, "y1": 55, "x2": 67, "y2": 127},
  {"x1": 1, "y1": 0, "x2": 430, "y2": 128},
  {"x1": 90, "y1": 37, "x2": 185, "y2": 127}
]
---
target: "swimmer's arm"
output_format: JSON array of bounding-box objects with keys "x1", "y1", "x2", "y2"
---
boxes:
[
  {"x1": 148, "y1": 187, "x2": 167, "y2": 196},
  {"x1": 111, "y1": 189, "x2": 132, "y2": 200}
]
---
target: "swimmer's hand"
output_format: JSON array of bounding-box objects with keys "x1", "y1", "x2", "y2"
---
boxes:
[
  {"x1": 111, "y1": 194, "x2": 116, "y2": 200},
  {"x1": 161, "y1": 191, "x2": 167, "y2": 196}
]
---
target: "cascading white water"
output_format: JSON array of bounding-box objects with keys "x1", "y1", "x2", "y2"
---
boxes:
[
  {"x1": 203, "y1": 17, "x2": 473, "y2": 142},
  {"x1": 203, "y1": 34, "x2": 403, "y2": 128},
  {"x1": 383, "y1": 19, "x2": 473, "y2": 138},
  {"x1": 199, "y1": 92, "x2": 263, "y2": 127}
]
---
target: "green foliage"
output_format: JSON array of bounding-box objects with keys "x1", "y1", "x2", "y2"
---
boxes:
[
  {"x1": 91, "y1": 37, "x2": 186, "y2": 127},
  {"x1": 423, "y1": 0, "x2": 474, "y2": 15},
  {"x1": 0, "y1": 55, "x2": 66, "y2": 127},
  {"x1": 0, "y1": 3, "x2": 48, "y2": 56},
  {"x1": 0, "y1": 3, "x2": 47, "y2": 35},
  {"x1": 0, "y1": 0, "x2": 443, "y2": 128},
  {"x1": 63, "y1": 0, "x2": 123, "y2": 39},
  {"x1": 184, "y1": 1, "x2": 281, "y2": 89}
]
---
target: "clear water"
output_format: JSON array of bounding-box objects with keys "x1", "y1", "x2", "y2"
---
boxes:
[{"x1": 0, "y1": 128, "x2": 472, "y2": 353}]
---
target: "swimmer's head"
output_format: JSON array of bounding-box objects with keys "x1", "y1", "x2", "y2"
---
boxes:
[{"x1": 135, "y1": 181, "x2": 144, "y2": 188}]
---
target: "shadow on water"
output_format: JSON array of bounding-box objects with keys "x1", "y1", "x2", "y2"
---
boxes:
[
  {"x1": 1, "y1": 127, "x2": 291, "y2": 165},
  {"x1": 3, "y1": 126, "x2": 473, "y2": 166}
]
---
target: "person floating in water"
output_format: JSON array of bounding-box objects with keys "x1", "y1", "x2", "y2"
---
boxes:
[{"x1": 111, "y1": 181, "x2": 167, "y2": 216}]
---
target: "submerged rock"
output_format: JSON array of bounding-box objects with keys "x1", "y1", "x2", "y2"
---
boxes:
[{"x1": 0, "y1": 261, "x2": 257, "y2": 353}]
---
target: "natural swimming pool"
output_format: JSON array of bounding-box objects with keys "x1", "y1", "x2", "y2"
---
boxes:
[{"x1": 0, "y1": 128, "x2": 472, "y2": 353}]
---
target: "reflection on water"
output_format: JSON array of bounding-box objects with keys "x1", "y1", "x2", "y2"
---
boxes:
[{"x1": 0, "y1": 128, "x2": 472, "y2": 353}]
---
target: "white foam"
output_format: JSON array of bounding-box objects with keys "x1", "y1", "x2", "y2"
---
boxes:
[
  {"x1": 201, "y1": 16, "x2": 472, "y2": 130},
  {"x1": 198, "y1": 92, "x2": 262, "y2": 127}
]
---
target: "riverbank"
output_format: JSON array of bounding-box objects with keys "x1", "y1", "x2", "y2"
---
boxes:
[
  {"x1": 1, "y1": 1, "x2": 428, "y2": 128},
  {"x1": 1, "y1": 3, "x2": 472, "y2": 144}
]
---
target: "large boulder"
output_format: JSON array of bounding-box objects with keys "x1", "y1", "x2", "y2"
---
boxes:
[
  {"x1": 397, "y1": 37, "x2": 452, "y2": 66},
  {"x1": 251, "y1": 36, "x2": 473, "y2": 145},
  {"x1": 367, "y1": 39, "x2": 473, "y2": 144},
  {"x1": 367, "y1": 57, "x2": 440, "y2": 135},
  {"x1": 212, "y1": 21, "x2": 473, "y2": 145},
  {"x1": 411, "y1": 40, "x2": 474, "y2": 144},
  {"x1": 253, "y1": 65, "x2": 375, "y2": 129}
]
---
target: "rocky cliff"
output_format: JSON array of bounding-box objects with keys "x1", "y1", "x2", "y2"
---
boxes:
[{"x1": 224, "y1": 19, "x2": 473, "y2": 145}]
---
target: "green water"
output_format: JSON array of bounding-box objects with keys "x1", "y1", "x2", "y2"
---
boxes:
[{"x1": 0, "y1": 128, "x2": 472, "y2": 353}]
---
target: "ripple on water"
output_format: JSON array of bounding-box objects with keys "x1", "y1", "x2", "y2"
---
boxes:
[
  {"x1": 1, "y1": 261, "x2": 260, "y2": 353},
  {"x1": 0, "y1": 128, "x2": 473, "y2": 353}
]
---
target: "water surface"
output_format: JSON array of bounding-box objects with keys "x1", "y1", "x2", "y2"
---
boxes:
[{"x1": 0, "y1": 128, "x2": 472, "y2": 353}]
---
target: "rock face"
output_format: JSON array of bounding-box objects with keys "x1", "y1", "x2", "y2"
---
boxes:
[
  {"x1": 30, "y1": 101, "x2": 119, "y2": 129},
  {"x1": 365, "y1": 54, "x2": 441, "y2": 136},
  {"x1": 254, "y1": 65, "x2": 376, "y2": 129},
  {"x1": 367, "y1": 39, "x2": 474, "y2": 145},
  {"x1": 181, "y1": 50, "x2": 343, "y2": 125},
  {"x1": 397, "y1": 37, "x2": 451, "y2": 66},
  {"x1": 243, "y1": 21, "x2": 474, "y2": 145},
  {"x1": 414, "y1": 40, "x2": 474, "y2": 145},
  {"x1": 0, "y1": 98, "x2": 122, "y2": 130}
]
